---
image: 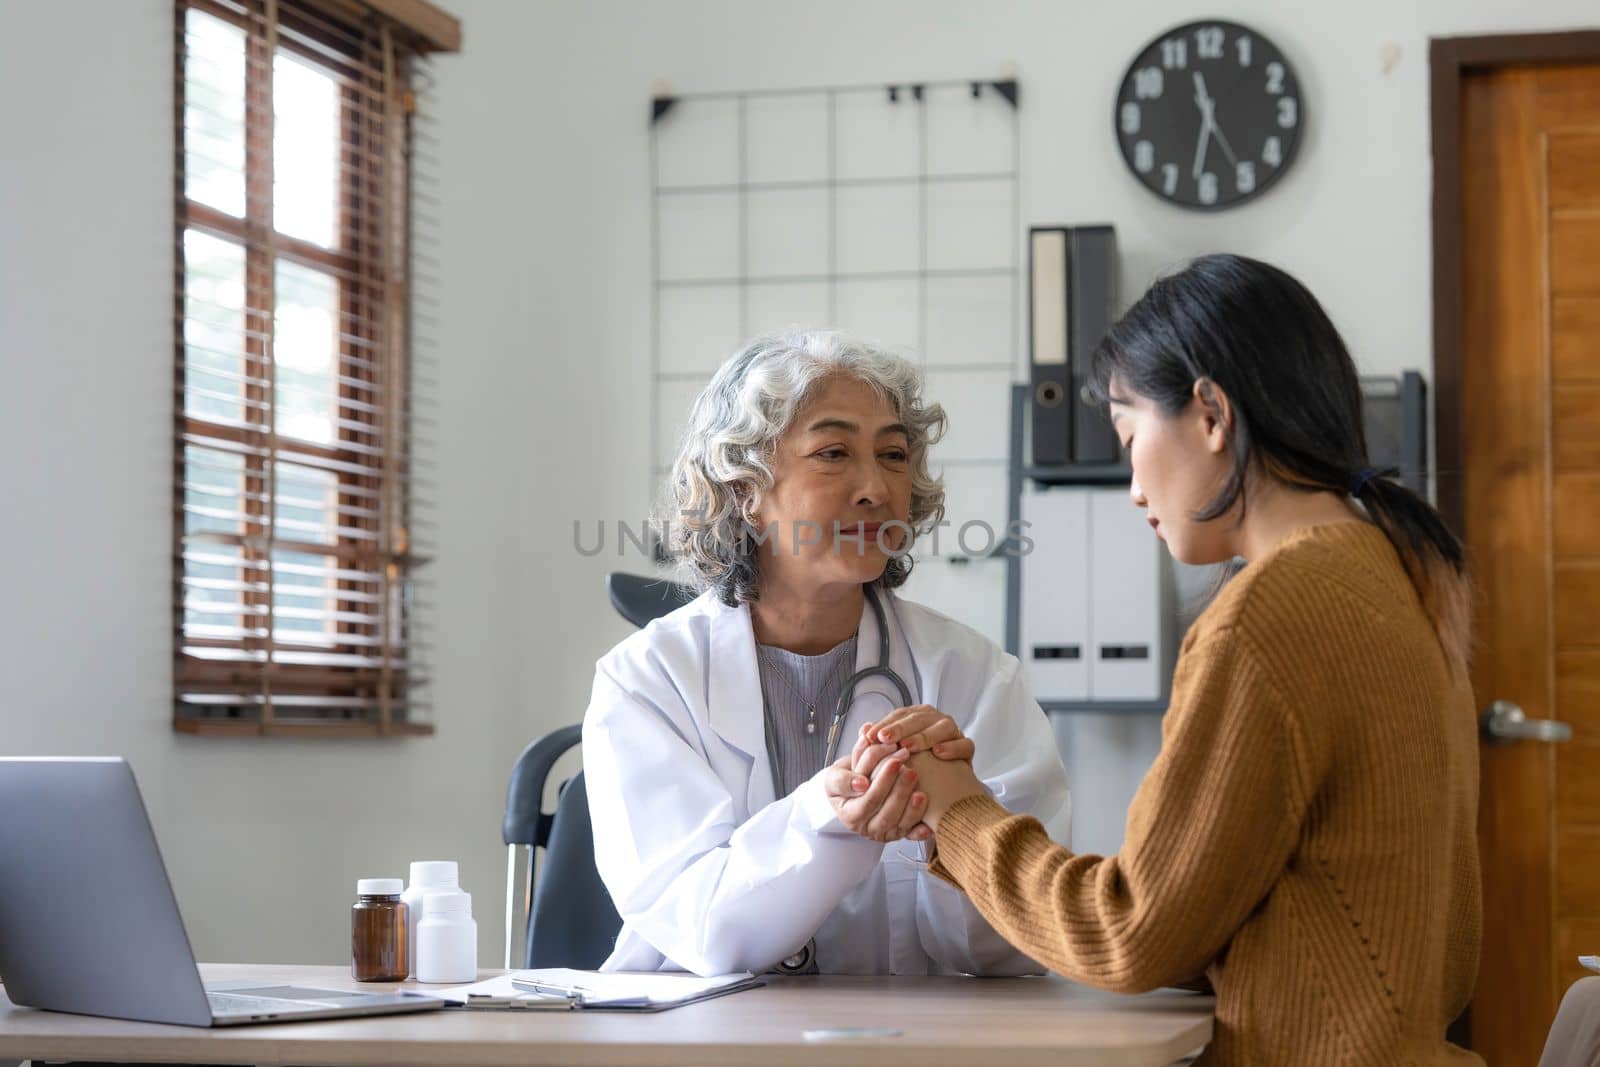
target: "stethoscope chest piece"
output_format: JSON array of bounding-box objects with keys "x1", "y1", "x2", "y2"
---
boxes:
[{"x1": 776, "y1": 938, "x2": 816, "y2": 974}]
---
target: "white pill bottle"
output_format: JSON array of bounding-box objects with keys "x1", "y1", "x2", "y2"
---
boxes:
[
  {"x1": 415, "y1": 889, "x2": 477, "y2": 983},
  {"x1": 401, "y1": 861, "x2": 458, "y2": 978}
]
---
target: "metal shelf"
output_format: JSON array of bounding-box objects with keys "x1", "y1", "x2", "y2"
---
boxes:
[{"x1": 1024, "y1": 461, "x2": 1132, "y2": 486}]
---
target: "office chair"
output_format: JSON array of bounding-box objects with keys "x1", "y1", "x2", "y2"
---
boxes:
[
  {"x1": 501, "y1": 725, "x2": 621, "y2": 969},
  {"x1": 606, "y1": 571, "x2": 696, "y2": 628},
  {"x1": 500, "y1": 573, "x2": 695, "y2": 969}
]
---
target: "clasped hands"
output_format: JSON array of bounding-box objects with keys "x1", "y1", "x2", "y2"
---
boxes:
[{"x1": 822, "y1": 704, "x2": 988, "y2": 844}]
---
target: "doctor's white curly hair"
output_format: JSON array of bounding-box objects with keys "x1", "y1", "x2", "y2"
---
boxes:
[{"x1": 660, "y1": 332, "x2": 947, "y2": 607}]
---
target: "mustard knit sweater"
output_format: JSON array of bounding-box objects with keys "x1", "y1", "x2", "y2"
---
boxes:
[{"x1": 930, "y1": 522, "x2": 1482, "y2": 1065}]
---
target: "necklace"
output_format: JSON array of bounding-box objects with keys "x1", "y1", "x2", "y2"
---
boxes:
[{"x1": 758, "y1": 634, "x2": 858, "y2": 735}]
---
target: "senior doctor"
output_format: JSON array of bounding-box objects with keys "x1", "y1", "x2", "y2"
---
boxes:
[{"x1": 583, "y1": 332, "x2": 1071, "y2": 977}]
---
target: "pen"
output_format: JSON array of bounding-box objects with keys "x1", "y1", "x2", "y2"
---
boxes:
[{"x1": 510, "y1": 978, "x2": 590, "y2": 999}]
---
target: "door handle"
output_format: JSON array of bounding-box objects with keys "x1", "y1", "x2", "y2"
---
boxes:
[{"x1": 1480, "y1": 700, "x2": 1572, "y2": 744}]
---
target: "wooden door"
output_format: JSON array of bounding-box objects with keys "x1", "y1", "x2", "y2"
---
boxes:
[{"x1": 1463, "y1": 63, "x2": 1600, "y2": 1065}]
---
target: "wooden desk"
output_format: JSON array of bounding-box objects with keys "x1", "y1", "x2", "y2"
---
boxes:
[{"x1": 0, "y1": 963, "x2": 1213, "y2": 1066}]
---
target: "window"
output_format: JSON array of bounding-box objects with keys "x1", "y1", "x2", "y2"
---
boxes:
[{"x1": 174, "y1": 0, "x2": 456, "y2": 736}]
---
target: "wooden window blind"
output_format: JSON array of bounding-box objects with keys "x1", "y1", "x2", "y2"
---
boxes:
[{"x1": 173, "y1": 0, "x2": 454, "y2": 737}]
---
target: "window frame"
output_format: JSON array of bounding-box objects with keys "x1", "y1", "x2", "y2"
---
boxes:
[{"x1": 173, "y1": 0, "x2": 450, "y2": 737}]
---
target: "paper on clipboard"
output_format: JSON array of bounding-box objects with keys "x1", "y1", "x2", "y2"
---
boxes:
[{"x1": 510, "y1": 968, "x2": 762, "y2": 1010}]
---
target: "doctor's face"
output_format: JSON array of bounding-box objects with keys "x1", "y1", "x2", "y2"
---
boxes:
[{"x1": 751, "y1": 374, "x2": 915, "y2": 591}]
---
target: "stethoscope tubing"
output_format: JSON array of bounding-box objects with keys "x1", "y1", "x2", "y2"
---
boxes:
[{"x1": 822, "y1": 585, "x2": 915, "y2": 767}]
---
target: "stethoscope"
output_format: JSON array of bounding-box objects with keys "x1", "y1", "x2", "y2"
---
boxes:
[
  {"x1": 769, "y1": 584, "x2": 915, "y2": 976},
  {"x1": 821, "y1": 584, "x2": 915, "y2": 766}
]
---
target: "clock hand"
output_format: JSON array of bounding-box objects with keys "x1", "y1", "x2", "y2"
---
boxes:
[
  {"x1": 1191, "y1": 119, "x2": 1211, "y2": 180},
  {"x1": 1191, "y1": 76, "x2": 1213, "y2": 180},
  {"x1": 1206, "y1": 108, "x2": 1240, "y2": 166},
  {"x1": 1193, "y1": 73, "x2": 1239, "y2": 170}
]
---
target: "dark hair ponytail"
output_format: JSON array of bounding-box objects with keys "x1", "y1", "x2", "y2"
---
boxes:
[
  {"x1": 1092, "y1": 254, "x2": 1472, "y2": 667},
  {"x1": 1351, "y1": 474, "x2": 1472, "y2": 668}
]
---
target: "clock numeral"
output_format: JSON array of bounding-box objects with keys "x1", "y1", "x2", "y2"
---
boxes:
[
  {"x1": 1266, "y1": 61, "x2": 1285, "y2": 95},
  {"x1": 1237, "y1": 35, "x2": 1253, "y2": 66},
  {"x1": 1161, "y1": 163, "x2": 1179, "y2": 196},
  {"x1": 1236, "y1": 161, "x2": 1256, "y2": 194},
  {"x1": 1120, "y1": 101, "x2": 1141, "y2": 135},
  {"x1": 1195, "y1": 26, "x2": 1225, "y2": 60},
  {"x1": 1263, "y1": 135, "x2": 1283, "y2": 167},
  {"x1": 1198, "y1": 172, "x2": 1219, "y2": 205},
  {"x1": 1161, "y1": 38, "x2": 1188, "y2": 70},
  {"x1": 1134, "y1": 140, "x2": 1154, "y2": 173},
  {"x1": 1277, "y1": 97, "x2": 1298, "y2": 128},
  {"x1": 1133, "y1": 67, "x2": 1164, "y2": 100}
]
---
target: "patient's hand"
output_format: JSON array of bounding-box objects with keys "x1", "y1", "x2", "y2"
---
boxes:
[
  {"x1": 864, "y1": 705, "x2": 974, "y2": 762},
  {"x1": 904, "y1": 750, "x2": 986, "y2": 830},
  {"x1": 821, "y1": 737, "x2": 932, "y2": 844}
]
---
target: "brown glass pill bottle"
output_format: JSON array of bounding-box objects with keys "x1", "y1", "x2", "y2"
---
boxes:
[{"x1": 351, "y1": 878, "x2": 408, "y2": 982}]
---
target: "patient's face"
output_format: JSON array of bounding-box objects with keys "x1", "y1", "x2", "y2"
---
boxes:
[
  {"x1": 751, "y1": 374, "x2": 915, "y2": 591},
  {"x1": 1108, "y1": 376, "x2": 1235, "y2": 566}
]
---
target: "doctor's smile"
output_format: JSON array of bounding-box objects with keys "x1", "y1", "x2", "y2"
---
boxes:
[{"x1": 837, "y1": 521, "x2": 886, "y2": 542}]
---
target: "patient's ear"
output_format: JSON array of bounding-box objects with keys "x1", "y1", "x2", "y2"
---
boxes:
[{"x1": 1191, "y1": 378, "x2": 1234, "y2": 456}]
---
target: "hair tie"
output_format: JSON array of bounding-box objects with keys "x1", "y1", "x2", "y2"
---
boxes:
[{"x1": 1349, "y1": 468, "x2": 1380, "y2": 496}]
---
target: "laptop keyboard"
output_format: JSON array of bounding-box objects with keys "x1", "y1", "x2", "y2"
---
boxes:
[{"x1": 208, "y1": 991, "x2": 338, "y2": 1016}]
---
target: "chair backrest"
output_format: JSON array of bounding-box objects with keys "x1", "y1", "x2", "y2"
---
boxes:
[
  {"x1": 502, "y1": 726, "x2": 622, "y2": 970},
  {"x1": 605, "y1": 572, "x2": 696, "y2": 628},
  {"x1": 523, "y1": 770, "x2": 621, "y2": 969}
]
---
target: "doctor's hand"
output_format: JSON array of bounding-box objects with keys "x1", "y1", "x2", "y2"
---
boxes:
[
  {"x1": 864, "y1": 705, "x2": 975, "y2": 762},
  {"x1": 822, "y1": 741, "x2": 933, "y2": 844}
]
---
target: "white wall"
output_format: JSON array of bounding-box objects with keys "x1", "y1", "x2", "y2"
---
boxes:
[{"x1": 1, "y1": 0, "x2": 1595, "y2": 966}]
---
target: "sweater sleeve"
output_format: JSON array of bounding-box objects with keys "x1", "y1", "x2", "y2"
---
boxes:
[{"x1": 928, "y1": 625, "x2": 1321, "y2": 994}]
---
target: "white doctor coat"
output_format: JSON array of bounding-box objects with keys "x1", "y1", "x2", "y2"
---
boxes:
[{"x1": 582, "y1": 586, "x2": 1072, "y2": 978}]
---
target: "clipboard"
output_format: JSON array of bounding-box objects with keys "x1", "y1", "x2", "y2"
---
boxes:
[{"x1": 507, "y1": 969, "x2": 765, "y2": 1012}]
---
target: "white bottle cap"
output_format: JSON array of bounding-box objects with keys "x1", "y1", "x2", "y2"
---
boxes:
[
  {"x1": 422, "y1": 889, "x2": 472, "y2": 918},
  {"x1": 357, "y1": 878, "x2": 403, "y2": 896},
  {"x1": 408, "y1": 861, "x2": 459, "y2": 889}
]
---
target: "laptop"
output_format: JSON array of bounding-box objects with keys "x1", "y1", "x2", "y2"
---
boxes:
[{"x1": 0, "y1": 757, "x2": 446, "y2": 1026}]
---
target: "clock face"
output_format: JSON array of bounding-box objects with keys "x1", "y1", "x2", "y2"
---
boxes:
[{"x1": 1115, "y1": 20, "x2": 1303, "y2": 210}]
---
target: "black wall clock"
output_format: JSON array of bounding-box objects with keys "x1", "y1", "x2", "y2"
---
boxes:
[{"x1": 1114, "y1": 20, "x2": 1304, "y2": 210}]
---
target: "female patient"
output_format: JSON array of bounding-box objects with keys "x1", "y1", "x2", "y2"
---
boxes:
[
  {"x1": 873, "y1": 255, "x2": 1480, "y2": 1064},
  {"x1": 582, "y1": 332, "x2": 1071, "y2": 977}
]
